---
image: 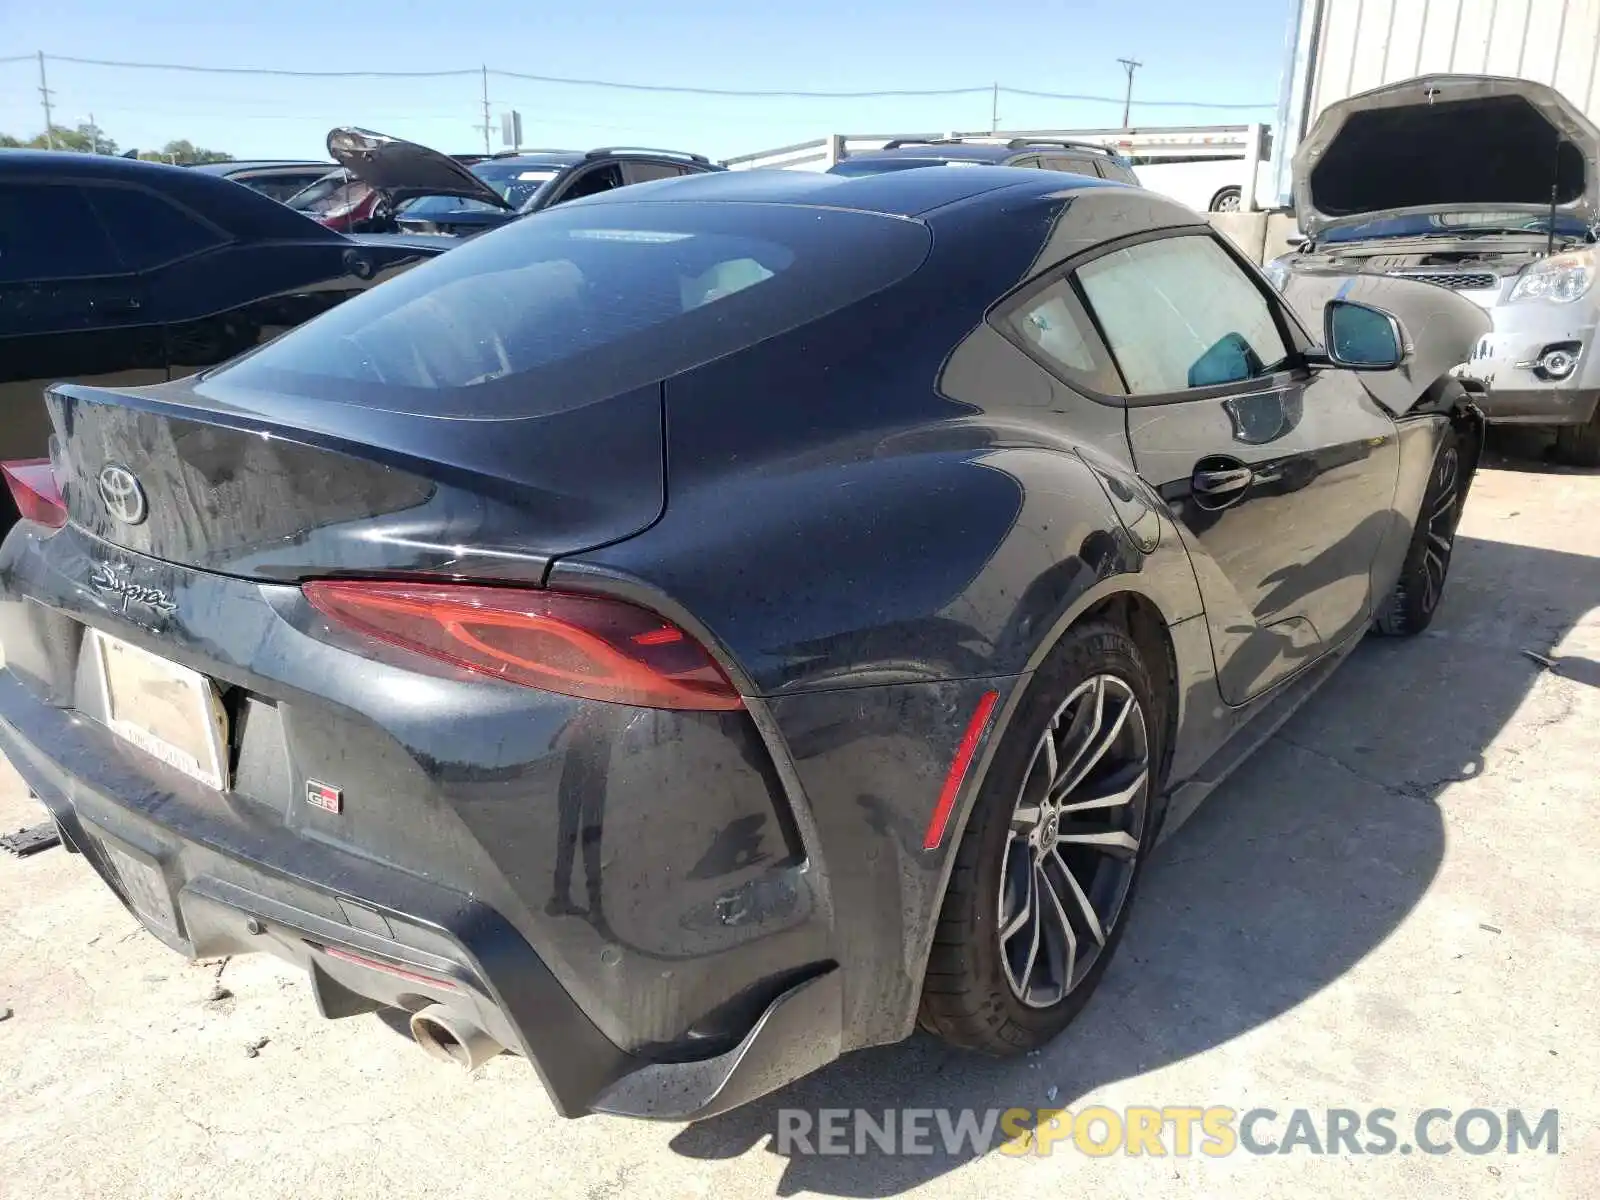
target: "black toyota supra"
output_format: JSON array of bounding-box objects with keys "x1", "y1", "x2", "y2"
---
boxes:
[{"x1": 0, "y1": 166, "x2": 1489, "y2": 1120}]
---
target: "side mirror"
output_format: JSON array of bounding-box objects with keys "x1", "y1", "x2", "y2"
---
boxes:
[{"x1": 1323, "y1": 299, "x2": 1407, "y2": 371}]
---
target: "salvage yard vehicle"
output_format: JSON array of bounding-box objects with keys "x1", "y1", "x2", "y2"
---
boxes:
[
  {"x1": 185, "y1": 159, "x2": 338, "y2": 203},
  {"x1": 0, "y1": 165, "x2": 1488, "y2": 1120},
  {"x1": 0, "y1": 150, "x2": 451, "y2": 528},
  {"x1": 327, "y1": 127, "x2": 724, "y2": 236},
  {"x1": 1263, "y1": 74, "x2": 1600, "y2": 465},
  {"x1": 828, "y1": 136, "x2": 1140, "y2": 184}
]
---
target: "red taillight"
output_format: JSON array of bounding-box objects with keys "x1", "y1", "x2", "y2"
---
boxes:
[
  {"x1": 2, "y1": 459, "x2": 67, "y2": 530},
  {"x1": 303, "y1": 581, "x2": 743, "y2": 711}
]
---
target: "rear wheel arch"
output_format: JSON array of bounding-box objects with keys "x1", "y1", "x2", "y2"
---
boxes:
[{"x1": 911, "y1": 581, "x2": 1183, "y2": 1000}]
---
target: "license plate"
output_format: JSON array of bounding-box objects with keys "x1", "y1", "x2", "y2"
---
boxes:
[{"x1": 91, "y1": 631, "x2": 229, "y2": 790}]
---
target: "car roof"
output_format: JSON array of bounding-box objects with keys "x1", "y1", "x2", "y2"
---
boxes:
[
  {"x1": 568, "y1": 162, "x2": 1122, "y2": 218},
  {"x1": 476, "y1": 152, "x2": 586, "y2": 169},
  {"x1": 187, "y1": 160, "x2": 333, "y2": 175},
  {"x1": 0, "y1": 150, "x2": 348, "y2": 240},
  {"x1": 852, "y1": 143, "x2": 1022, "y2": 163}
]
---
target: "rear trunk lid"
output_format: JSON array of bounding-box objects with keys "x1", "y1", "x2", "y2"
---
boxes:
[
  {"x1": 1295, "y1": 74, "x2": 1600, "y2": 237},
  {"x1": 327, "y1": 127, "x2": 514, "y2": 211},
  {"x1": 46, "y1": 376, "x2": 664, "y2": 583}
]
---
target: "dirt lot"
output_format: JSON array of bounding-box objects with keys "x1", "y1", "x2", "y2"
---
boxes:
[{"x1": 2, "y1": 443, "x2": 1597, "y2": 1199}]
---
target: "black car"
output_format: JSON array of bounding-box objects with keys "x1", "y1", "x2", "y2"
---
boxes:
[
  {"x1": 184, "y1": 159, "x2": 338, "y2": 203},
  {"x1": 829, "y1": 136, "x2": 1141, "y2": 184},
  {"x1": 0, "y1": 150, "x2": 449, "y2": 527},
  {"x1": 328, "y1": 127, "x2": 724, "y2": 236},
  {"x1": 0, "y1": 166, "x2": 1488, "y2": 1120}
]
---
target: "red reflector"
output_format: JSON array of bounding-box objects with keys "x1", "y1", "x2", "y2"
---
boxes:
[
  {"x1": 2, "y1": 459, "x2": 67, "y2": 530},
  {"x1": 303, "y1": 581, "x2": 743, "y2": 711},
  {"x1": 922, "y1": 689, "x2": 1000, "y2": 851},
  {"x1": 320, "y1": 945, "x2": 460, "y2": 990}
]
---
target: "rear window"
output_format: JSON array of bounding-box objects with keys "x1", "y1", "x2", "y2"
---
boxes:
[{"x1": 205, "y1": 201, "x2": 931, "y2": 418}]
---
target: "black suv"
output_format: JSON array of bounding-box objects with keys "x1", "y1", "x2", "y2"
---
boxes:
[
  {"x1": 0, "y1": 150, "x2": 450, "y2": 527},
  {"x1": 327, "y1": 129, "x2": 725, "y2": 237},
  {"x1": 828, "y1": 137, "x2": 1140, "y2": 184}
]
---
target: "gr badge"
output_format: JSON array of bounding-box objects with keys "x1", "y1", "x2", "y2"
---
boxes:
[{"x1": 306, "y1": 780, "x2": 343, "y2": 814}]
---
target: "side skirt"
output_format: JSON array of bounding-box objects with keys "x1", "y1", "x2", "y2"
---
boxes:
[{"x1": 1156, "y1": 630, "x2": 1363, "y2": 845}]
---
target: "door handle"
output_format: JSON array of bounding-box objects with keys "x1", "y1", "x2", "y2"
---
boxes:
[{"x1": 1191, "y1": 466, "x2": 1255, "y2": 497}]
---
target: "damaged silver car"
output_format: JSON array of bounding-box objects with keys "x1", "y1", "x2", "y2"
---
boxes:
[{"x1": 1265, "y1": 74, "x2": 1600, "y2": 465}]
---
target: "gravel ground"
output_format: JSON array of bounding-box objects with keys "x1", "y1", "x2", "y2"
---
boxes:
[{"x1": 1, "y1": 443, "x2": 1596, "y2": 1199}]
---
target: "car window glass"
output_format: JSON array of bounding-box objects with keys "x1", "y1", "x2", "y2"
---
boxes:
[
  {"x1": 246, "y1": 174, "x2": 323, "y2": 202},
  {"x1": 0, "y1": 183, "x2": 122, "y2": 282},
  {"x1": 1077, "y1": 235, "x2": 1288, "y2": 395},
  {"x1": 207, "y1": 202, "x2": 931, "y2": 419},
  {"x1": 1042, "y1": 156, "x2": 1098, "y2": 176},
  {"x1": 624, "y1": 162, "x2": 685, "y2": 184},
  {"x1": 1006, "y1": 278, "x2": 1124, "y2": 395},
  {"x1": 558, "y1": 165, "x2": 626, "y2": 202},
  {"x1": 86, "y1": 187, "x2": 226, "y2": 270}
]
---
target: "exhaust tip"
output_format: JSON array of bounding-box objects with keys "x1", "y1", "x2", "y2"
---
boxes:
[{"x1": 409, "y1": 1004, "x2": 503, "y2": 1072}]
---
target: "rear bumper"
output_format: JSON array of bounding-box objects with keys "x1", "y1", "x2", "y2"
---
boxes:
[{"x1": 0, "y1": 668, "x2": 844, "y2": 1118}]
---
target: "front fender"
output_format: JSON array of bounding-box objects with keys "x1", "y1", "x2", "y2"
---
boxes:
[{"x1": 1281, "y1": 271, "x2": 1491, "y2": 415}]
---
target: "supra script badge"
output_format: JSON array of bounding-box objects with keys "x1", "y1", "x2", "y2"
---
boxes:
[{"x1": 88, "y1": 563, "x2": 177, "y2": 618}]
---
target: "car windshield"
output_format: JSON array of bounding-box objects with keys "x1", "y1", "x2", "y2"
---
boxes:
[
  {"x1": 203, "y1": 200, "x2": 931, "y2": 419},
  {"x1": 396, "y1": 161, "x2": 566, "y2": 217},
  {"x1": 1320, "y1": 210, "x2": 1593, "y2": 243}
]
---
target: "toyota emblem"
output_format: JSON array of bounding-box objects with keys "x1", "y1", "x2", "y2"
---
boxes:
[{"x1": 96, "y1": 464, "x2": 148, "y2": 526}]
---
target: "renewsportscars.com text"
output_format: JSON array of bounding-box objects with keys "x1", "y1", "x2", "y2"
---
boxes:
[{"x1": 775, "y1": 1106, "x2": 1560, "y2": 1158}]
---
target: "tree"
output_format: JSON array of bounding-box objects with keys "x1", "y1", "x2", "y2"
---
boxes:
[
  {"x1": 138, "y1": 139, "x2": 231, "y2": 165},
  {"x1": 0, "y1": 126, "x2": 230, "y2": 161},
  {"x1": 21, "y1": 123, "x2": 119, "y2": 154}
]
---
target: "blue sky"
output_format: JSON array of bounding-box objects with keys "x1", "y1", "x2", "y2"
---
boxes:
[{"x1": 1, "y1": 0, "x2": 1297, "y2": 161}]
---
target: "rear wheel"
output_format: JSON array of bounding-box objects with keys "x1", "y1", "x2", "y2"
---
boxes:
[
  {"x1": 1210, "y1": 186, "x2": 1242, "y2": 212},
  {"x1": 1374, "y1": 430, "x2": 1462, "y2": 636},
  {"x1": 919, "y1": 621, "x2": 1162, "y2": 1054}
]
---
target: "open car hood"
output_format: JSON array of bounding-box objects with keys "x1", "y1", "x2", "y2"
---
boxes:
[
  {"x1": 326, "y1": 127, "x2": 514, "y2": 211},
  {"x1": 1294, "y1": 74, "x2": 1600, "y2": 237}
]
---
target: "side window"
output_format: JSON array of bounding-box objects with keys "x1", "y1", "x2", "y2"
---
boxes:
[
  {"x1": 86, "y1": 187, "x2": 226, "y2": 270},
  {"x1": 1008, "y1": 155, "x2": 1041, "y2": 169},
  {"x1": 1103, "y1": 159, "x2": 1139, "y2": 184},
  {"x1": 557, "y1": 164, "x2": 626, "y2": 203},
  {"x1": 1041, "y1": 155, "x2": 1099, "y2": 177},
  {"x1": 1003, "y1": 276, "x2": 1125, "y2": 395},
  {"x1": 622, "y1": 162, "x2": 685, "y2": 185},
  {"x1": 1076, "y1": 234, "x2": 1289, "y2": 395},
  {"x1": 0, "y1": 183, "x2": 120, "y2": 281},
  {"x1": 245, "y1": 174, "x2": 315, "y2": 202}
]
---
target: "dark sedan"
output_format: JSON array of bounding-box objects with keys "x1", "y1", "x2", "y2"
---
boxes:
[
  {"x1": 0, "y1": 150, "x2": 450, "y2": 526},
  {"x1": 0, "y1": 166, "x2": 1487, "y2": 1120}
]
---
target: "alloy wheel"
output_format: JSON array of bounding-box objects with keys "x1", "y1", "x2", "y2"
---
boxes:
[
  {"x1": 998, "y1": 674, "x2": 1150, "y2": 1009},
  {"x1": 1420, "y1": 447, "x2": 1459, "y2": 615}
]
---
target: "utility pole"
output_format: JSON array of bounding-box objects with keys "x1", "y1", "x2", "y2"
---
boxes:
[
  {"x1": 37, "y1": 52, "x2": 56, "y2": 149},
  {"x1": 480, "y1": 65, "x2": 491, "y2": 156},
  {"x1": 991, "y1": 82, "x2": 999, "y2": 134},
  {"x1": 88, "y1": 112, "x2": 97, "y2": 154},
  {"x1": 1117, "y1": 57, "x2": 1142, "y2": 129}
]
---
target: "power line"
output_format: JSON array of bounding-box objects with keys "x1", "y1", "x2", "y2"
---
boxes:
[
  {"x1": 46, "y1": 54, "x2": 481, "y2": 79},
  {"x1": 1000, "y1": 86, "x2": 1270, "y2": 109},
  {"x1": 29, "y1": 52, "x2": 1275, "y2": 108}
]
